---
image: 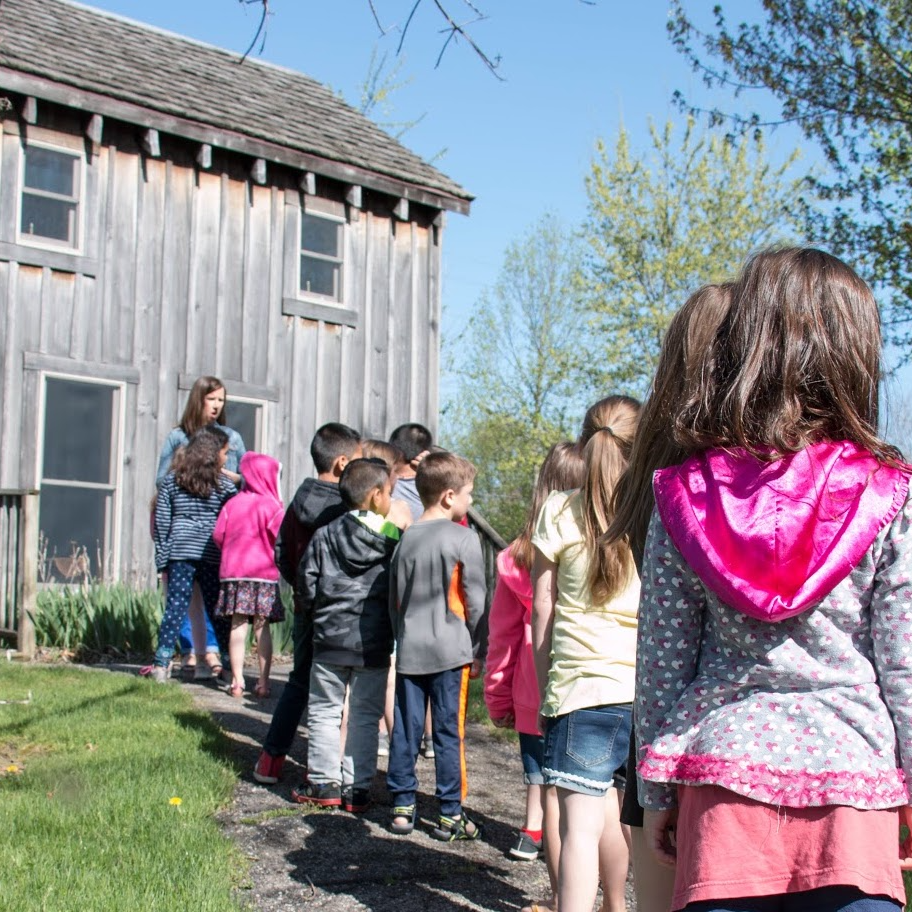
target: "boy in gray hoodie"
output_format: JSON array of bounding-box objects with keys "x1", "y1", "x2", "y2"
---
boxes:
[
  {"x1": 387, "y1": 451, "x2": 487, "y2": 841},
  {"x1": 292, "y1": 458, "x2": 411, "y2": 813}
]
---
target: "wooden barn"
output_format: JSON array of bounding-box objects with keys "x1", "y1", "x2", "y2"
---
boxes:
[{"x1": 0, "y1": 0, "x2": 472, "y2": 606}]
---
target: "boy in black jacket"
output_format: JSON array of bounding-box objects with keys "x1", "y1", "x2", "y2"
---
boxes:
[
  {"x1": 292, "y1": 458, "x2": 411, "y2": 812},
  {"x1": 253, "y1": 423, "x2": 361, "y2": 786}
]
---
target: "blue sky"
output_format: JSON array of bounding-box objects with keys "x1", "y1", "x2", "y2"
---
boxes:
[{"x1": 82, "y1": 0, "x2": 910, "y2": 445}]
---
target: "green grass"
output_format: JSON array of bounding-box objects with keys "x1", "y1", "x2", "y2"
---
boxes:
[
  {"x1": 0, "y1": 664, "x2": 246, "y2": 912},
  {"x1": 466, "y1": 675, "x2": 518, "y2": 742}
]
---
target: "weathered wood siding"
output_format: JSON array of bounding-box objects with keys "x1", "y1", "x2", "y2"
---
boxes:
[{"x1": 0, "y1": 107, "x2": 444, "y2": 580}]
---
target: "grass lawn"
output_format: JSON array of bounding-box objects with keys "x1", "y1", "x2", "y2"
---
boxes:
[{"x1": 0, "y1": 664, "x2": 246, "y2": 912}]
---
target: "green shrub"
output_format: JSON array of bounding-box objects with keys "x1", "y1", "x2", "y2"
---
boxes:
[{"x1": 32, "y1": 583, "x2": 163, "y2": 655}]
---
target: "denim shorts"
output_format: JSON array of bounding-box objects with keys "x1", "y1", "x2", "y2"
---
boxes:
[
  {"x1": 518, "y1": 732, "x2": 545, "y2": 786},
  {"x1": 542, "y1": 703, "x2": 631, "y2": 796}
]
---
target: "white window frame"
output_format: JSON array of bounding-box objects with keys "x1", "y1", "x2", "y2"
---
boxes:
[
  {"x1": 16, "y1": 137, "x2": 86, "y2": 254},
  {"x1": 36, "y1": 372, "x2": 126, "y2": 582},
  {"x1": 299, "y1": 198, "x2": 345, "y2": 304}
]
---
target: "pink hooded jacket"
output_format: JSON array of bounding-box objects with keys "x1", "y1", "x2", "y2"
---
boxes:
[
  {"x1": 213, "y1": 452, "x2": 284, "y2": 582},
  {"x1": 484, "y1": 548, "x2": 542, "y2": 736},
  {"x1": 636, "y1": 440, "x2": 912, "y2": 811}
]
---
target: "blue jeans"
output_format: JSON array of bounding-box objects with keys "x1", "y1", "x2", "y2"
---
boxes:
[
  {"x1": 307, "y1": 662, "x2": 388, "y2": 790},
  {"x1": 262, "y1": 611, "x2": 313, "y2": 760},
  {"x1": 387, "y1": 665, "x2": 470, "y2": 817},
  {"x1": 543, "y1": 703, "x2": 631, "y2": 796},
  {"x1": 177, "y1": 584, "x2": 219, "y2": 654},
  {"x1": 155, "y1": 561, "x2": 224, "y2": 667}
]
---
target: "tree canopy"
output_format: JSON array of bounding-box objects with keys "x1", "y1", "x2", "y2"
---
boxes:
[
  {"x1": 581, "y1": 118, "x2": 804, "y2": 394},
  {"x1": 668, "y1": 0, "x2": 912, "y2": 357}
]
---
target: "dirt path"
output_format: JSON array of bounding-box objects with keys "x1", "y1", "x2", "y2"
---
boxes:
[{"x1": 104, "y1": 660, "x2": 634, "y2": 912}]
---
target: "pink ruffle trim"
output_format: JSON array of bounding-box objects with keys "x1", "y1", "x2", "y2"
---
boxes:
[{"x1": 638, "y1": 746, "x2": 909, "y2": 808}]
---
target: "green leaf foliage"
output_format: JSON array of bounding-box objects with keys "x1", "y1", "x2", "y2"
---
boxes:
[
  {"x1": 668, "y1": 0, "x2": 912, "y2": 358},
  {"x1": 581, "y1": 118, "x2": 804, "y2": 395}
]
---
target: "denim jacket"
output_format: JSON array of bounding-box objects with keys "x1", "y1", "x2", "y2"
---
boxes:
[{"x1": 155, "y1": 423, "x2": 246, "y2": 486}]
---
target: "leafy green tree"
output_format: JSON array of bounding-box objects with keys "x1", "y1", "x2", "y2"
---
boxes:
[
  {"x1": 443, "y1": 214, "x2": 585, "y2": 539},
  {"x1": 668, "y1": 0, "x2": 912, "y2": 357},
  {"x1": 581, "y1": 118, "x2": 805, "y2": 394}
]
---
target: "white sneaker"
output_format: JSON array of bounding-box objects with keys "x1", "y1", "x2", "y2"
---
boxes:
[{"x1": 151, "y1": 666, "x2": 169, "y2": 684}]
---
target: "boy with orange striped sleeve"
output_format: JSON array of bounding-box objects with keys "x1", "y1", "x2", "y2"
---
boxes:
[{"x1": 387, "y1": 451, "x2": 486, "y2": 841}]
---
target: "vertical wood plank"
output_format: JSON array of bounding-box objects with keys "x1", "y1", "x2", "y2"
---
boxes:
[
  {"x1": 0, "y1": 263, "x2": 20, "y2": 488},
  {"x1": 426, "y1": 222, "x2": 442, "y2": 441},
  {"x1": 17, "y1": 491, "x2": 38, "y2": 658},
  {"x1": 0, "y1": 129, "x2": 21, "y2": 242},
  {"x1": 187, "y1": 170, "x2": 221, "y2": 374}
]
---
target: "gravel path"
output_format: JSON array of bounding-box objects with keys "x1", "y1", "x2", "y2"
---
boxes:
[{"x1": 102, "y1": 659, "x2": 634, "y2": 912}]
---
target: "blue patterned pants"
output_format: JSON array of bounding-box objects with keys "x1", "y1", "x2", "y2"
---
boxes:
[{"x1": 154, "y1": 561, "x2": 227, "y2": 667}]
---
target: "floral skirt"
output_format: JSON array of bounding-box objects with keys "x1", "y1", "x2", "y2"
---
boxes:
[{"x1": 214, "y1": 580, "x2": 284, "y2": 622}]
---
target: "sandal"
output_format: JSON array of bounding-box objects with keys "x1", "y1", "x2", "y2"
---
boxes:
[
  {"x1": 430, "y1": 813, "x2": 481, "y2": 842},
  {"x1": 180, "y1": 654, "x2": 196, "y2": 678},
  {"x1": 205, "y1": 653, "x2": 224, "y2": 676},
  {"x1": 390, "y1": 804, "x2": 416, "y2": 835},
  {"x1": 254, "y1": 682, "x2": 271, "y2": 699}
]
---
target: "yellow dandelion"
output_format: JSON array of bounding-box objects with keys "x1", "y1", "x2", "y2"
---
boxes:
[
  {"x1": 169, "y1": 796, "x2": 182, "y2": 806},
  {"x1": 5, "y1": 764, "x2": 20, "y2": 774}
]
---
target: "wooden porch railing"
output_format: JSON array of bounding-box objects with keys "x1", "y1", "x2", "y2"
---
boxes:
[
  {"x1": 465, "y1": 506, "x2": 508, "y2": 660},
  {"x1": 0, "y1": 490, "x2": 39, "y2": 657}
]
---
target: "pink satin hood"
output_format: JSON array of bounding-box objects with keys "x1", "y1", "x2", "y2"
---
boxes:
[{"x1": 653, "y1": 441, "x2": 910, "y2": 622}]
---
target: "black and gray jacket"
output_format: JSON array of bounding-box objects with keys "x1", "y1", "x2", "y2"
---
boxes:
[{"x1": 297, "y1": 512, "x2": 398, "y2": 668}]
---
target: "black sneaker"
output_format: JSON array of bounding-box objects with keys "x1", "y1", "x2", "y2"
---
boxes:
[
  {"x1": 291, "y1": 782, "x2": 341, "y2": 807},
  {"x1": 342, "y1": 787, "x2": 370, "y2": 813},
  {"x1": 508, "y1": 831, "x2": 542, "y2": 860},
  {"x1": 429, "y1": 813, "x2": 481, "y2": 842}
]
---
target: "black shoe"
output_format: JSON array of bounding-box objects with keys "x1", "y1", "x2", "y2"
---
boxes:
[
  {"x1": 508, "y1": 830, "x2": 542, "y2": 860},
  {"x1": 342, "y1": 787, "x2": 370, "y2": 813},
  {"x1": 291, "y1": 781, "x2": 341, "y2": 807}
]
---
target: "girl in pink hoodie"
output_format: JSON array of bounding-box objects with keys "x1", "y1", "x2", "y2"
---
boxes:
[
  {"x1": 484, "y1": 443, "x2": 584, "y2": 888},
  {"x1": 636, "y1": 248, "x2": 912, "y2": 912},
  {"x1": 213, "y1": 452, "x2": 285, "y2": 698}
]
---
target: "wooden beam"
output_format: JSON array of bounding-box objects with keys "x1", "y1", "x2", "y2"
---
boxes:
[
  {"x1": 141, "y1": 128, "x2": 160, "y2": 157},
  {"x1": 300, "y1": 171, "x2": 316, "y2": 195},
  {"x1": 196, "y1": 143, "x2": 212, "y2": 169},
  {"x1": 21, "y1": 96, "x2": 37, "y2": 124},
  {"x1": 393, "y1": 197, "x2": 409, "y2": 222},
  {"x1": 251, "y1": 157, "x2": 267, "y2": 185},
  {"x1": 85, "y1": 113, "x2": 103, "y2": 144},
  {"x1": 0, "y1": 66, "x2": 473, "y2": 215},
  {"x1": 432, "y1": 210, "x2": 446, "y2": 228},
  {"x1": 345, "y1": 184, "x2": 362, "y2": 222}
]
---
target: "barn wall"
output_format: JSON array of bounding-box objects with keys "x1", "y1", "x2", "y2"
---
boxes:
[{"x1": 0, "y1": 109, "x2": 444, "y2": 580}]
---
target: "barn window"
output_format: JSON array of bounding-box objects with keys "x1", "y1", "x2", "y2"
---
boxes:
[
  {"x1": 300, "y1": 211, "x2": 343, "y2": 301},
  {"x1": 223, "y1": 397, "x2": 266, "y2": 452},
  {"x1": 39, "y1": 377, "x2": 121, "y2": 582},
  {"x1": 19, "y1": 144, "x2": 82, "y2": 249}
]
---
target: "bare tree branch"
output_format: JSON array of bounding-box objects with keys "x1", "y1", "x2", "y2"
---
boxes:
[{"x1": 237, "y1": 0, "x2": 269, "y2": 62}]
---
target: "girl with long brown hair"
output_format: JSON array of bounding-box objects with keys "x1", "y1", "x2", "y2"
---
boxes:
[
  {"x1": 155, "y1": 375, "x2": 246, "y2": 679},
  {"x1": 150, "y1": 426, "x2": 237, "y2": 682},
  {"x1": 531, "y1": 395, "x2": 641, "y2": 912},
  {"x1": 637, "y1": 248, "x2": 912, "y2": 912},
  {"x1": 607, "y1": 283, "x2": 733, "y2": 912}
]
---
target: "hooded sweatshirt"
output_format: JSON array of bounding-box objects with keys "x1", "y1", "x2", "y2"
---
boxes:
[
  {"x1": 298, "y1": 511, "x2": 399, "y2": 668},
  {"x1": 213, "y1": 452, "x2": 284, "y2": 581},
  {"x1": 274, "y1": 478, "x2": 347, "y2": 592},
  {"x1": 484, "y1": 548, "x2": 541, "y2": 736},
  {"x1": 635, "y1": 440, "x2": 912, "y2": 812}
]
